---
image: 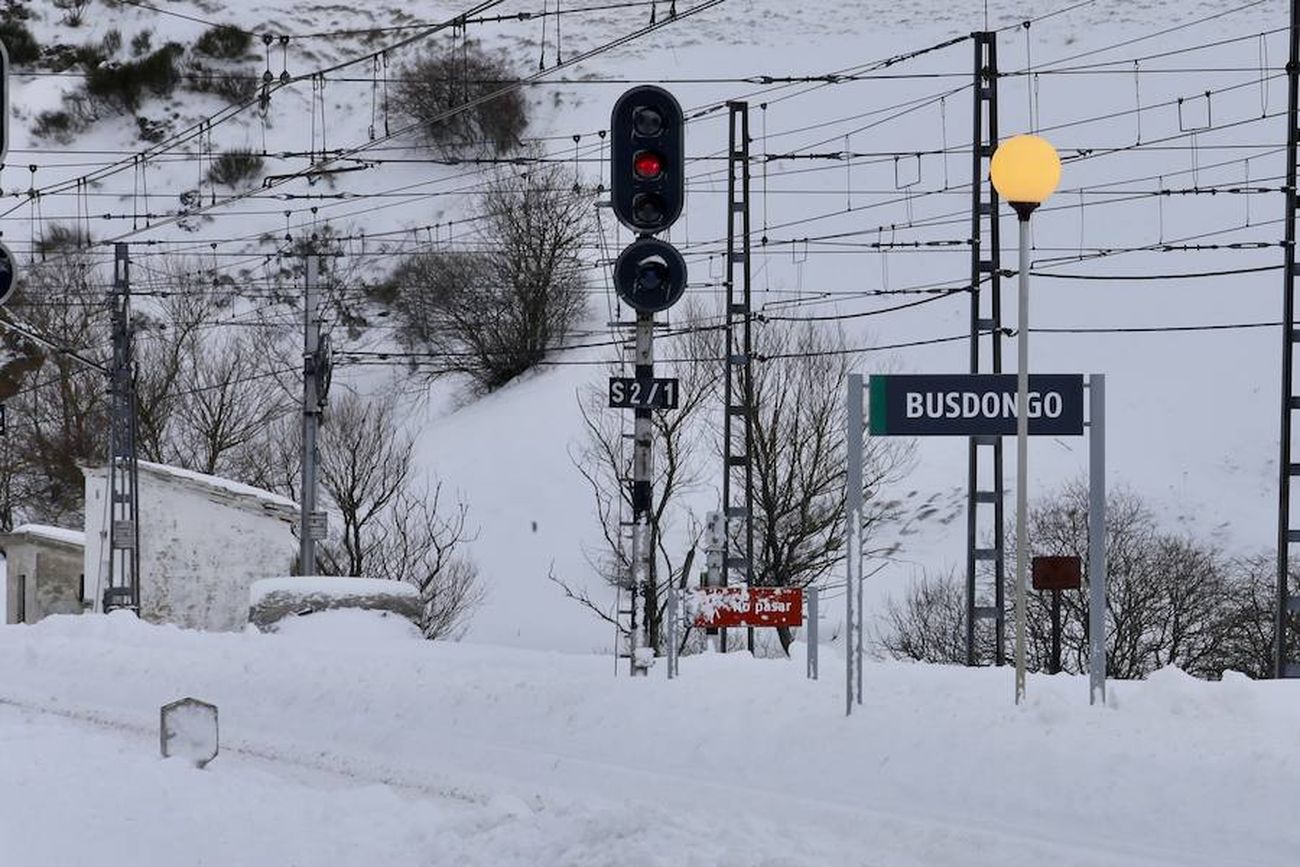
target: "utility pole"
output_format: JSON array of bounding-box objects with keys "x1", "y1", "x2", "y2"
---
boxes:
[
  {"x1": 1277, "y1": 0, "x2": 1300, "y2": 679},
  {"x1": 965, "y1": 31, "x2": 1006, "y2": 666},
  {"x1": 722, "y1": 100, "x2": 755, "y2": 654},
  {"x1": 845, "y1": 374, "x2": 864, "y2": 715},
  {"x1": 300, "y1": 250, "x2": 325, "y2": 574},
  {"x1": 104, "y1": 243, "x2": 141, "y2": 614}
]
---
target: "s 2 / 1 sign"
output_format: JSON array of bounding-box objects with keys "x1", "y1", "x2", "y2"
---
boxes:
[
  {"x1": 608, "y1": 377, "x2": 679, "y2": 410},
  {"x1": 691, "y1": 587, "x2": 803, "y2": 628}
]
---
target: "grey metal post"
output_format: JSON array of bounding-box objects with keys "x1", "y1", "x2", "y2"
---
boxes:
[
  {"x1": 1276, "y1": 0, "x2": 1300, "y2": 680},
  {"x1": 846, "y1": 374, "x2": 864, "y2": 715},
  {"x1": 1013, "y1": 215, "x2": 1031, "y2": 705},
  {"x1": 1089, "y1": 374, "x2": 1107, "y2": 705},
  {"x1": 299, "y1": 253, "x2": 321, "y2": 576},
  {"x1": 807, "y1": 586, "x2": 819, "y2": 680},
  {"x1": 629, "y1": 311, "x2": 655, "y2": 675},
  {"x1": 666, "y1": 584, "x2": 678, "y2": 679}
]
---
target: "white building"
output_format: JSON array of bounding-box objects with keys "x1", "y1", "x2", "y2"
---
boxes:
[
  {"x1": 1, "y1": 524, "x2": 86, "y2": 624},
  {"x1": 82, "y1": 461, "x2": 299, "y2": 631}
]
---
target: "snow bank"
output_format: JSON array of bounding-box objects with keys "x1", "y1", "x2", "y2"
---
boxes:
[
  {"x1": 271, "y1": 608, "x2": 423, "y2": 643},
  {"x1": 249, "y1": 576, "x2": 418, "y2": 605},
  {"x1": 0, "y1": 616, "x2": 1296, "y2": 866},
  {"x1": 248, "y1": 576, "x2": 422, "y2": 633}
]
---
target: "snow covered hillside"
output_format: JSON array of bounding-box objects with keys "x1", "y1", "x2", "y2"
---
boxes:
[{"x1": 2, "y1": 613, "x2": 1297, "y2": 866}]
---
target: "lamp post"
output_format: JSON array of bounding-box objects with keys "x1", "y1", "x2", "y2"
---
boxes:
[{"x1": 989, "y1": 134, "x2": 1061, "y2": 705}]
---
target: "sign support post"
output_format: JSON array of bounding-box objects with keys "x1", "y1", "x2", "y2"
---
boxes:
[
  {"x1": 1088, "y1": 373, "x2": 1107, "y2": 705},
  {"x1": 807, "y1": 586, "x2": 819, "y2": 680},
  {"x1": 665, "y1": 583, "x2": 679, "y2": 679},
  {"x1": 846, "y1": 374, "x2": 864, "y2": 715}
]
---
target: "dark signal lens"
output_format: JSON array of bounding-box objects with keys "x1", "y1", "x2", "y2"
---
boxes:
[
  {"x1": 633, "y1": 150, "x2": 665, "y2": 180},
  {"x1": 632, "y1": 193, "x2": 666, "y2": 227},
  {"x1": 632, "y1": 106, "x2": 664, "y2": 137}
]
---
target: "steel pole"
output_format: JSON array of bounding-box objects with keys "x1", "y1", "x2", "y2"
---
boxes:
[
  {"x1": 846, "y1": 374, "x2": 864, "y2": 715},
  {"x1": 1014, "y1": 215, "x2": 1031, "y2": 704},
  {"x1": 1089, "y1": 374, "x2": 1107, "y2": 705}
]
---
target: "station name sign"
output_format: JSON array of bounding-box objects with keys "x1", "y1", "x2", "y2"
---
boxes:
[{"x1": 868, "y1": 374, "x2": 1085, "y2": 437}]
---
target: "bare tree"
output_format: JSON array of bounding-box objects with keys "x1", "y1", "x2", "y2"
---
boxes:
[
  {"x1": 1212, "y1": 554, "x2": 1300, "y2": 679},
  {"x1": 553, "y1": 308, "x2": 718, "y2": 654},
  {"x1": 748, "y1": 321, "x2": 913, "y2": 653},
  {"x1": 882, "y1": 482, "x2": 1252, "y2": 680},
  {"x1": 316, "y1": 393, "x2": 413, "y2": 577},
  {"x1": 133, "y1": 286, "x2": 224, "y2": 463},
  {"x1": 382, "y1": 163, "x2": 591, "y2": 392},
  {"x1": 372, "y1": 486, "x2": 482, "y2": 639},
  {"x1": 264, "y1": 391, "x2": 486, "y2": 638},
  {"x1": 172, "y1": 332, "x2": 290, "y2": 476},
  {"x1": 0, "y1": 248, "x2": 109, "y2": 525}
]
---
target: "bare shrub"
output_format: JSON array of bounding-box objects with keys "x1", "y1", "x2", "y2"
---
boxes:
[
  {"x1": 53, "y1": 0, "x2": 90, "y2": 27},
  {"x1": 0, "y1": 17, "x2": 40, "y2": 64},
  {"x1": 206, "y1": 149, "x2": 264, "y2": 188},
  {"x1": 390, "y1": 42, "x2": 528, "y2": 156},
  {"x1": 85, "y1": 43, "x2": 185, "y2": 113},
  {"x1": 194, "y1": 24, "x2": 252, "y2": 60},
  {"x1": 879, "y1": 569, "x2": 976, "y2": 664},
  {"x1": 879, "y1": 483, "x2": 1298, "y2": 679},
  {"x1": 384, "y1": 163, "x2": 590, "y2": 391}
]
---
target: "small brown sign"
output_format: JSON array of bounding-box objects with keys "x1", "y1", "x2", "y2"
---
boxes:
[{"x1": 1032, "y1": 556, "x2": 1082, "y2": 591}]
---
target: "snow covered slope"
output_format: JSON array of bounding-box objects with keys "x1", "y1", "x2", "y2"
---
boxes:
[{"x1": 2, "y1": 614, "x2": 1298, "y2": 866}]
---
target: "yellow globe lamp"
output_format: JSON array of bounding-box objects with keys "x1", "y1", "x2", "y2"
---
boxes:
[{"x1": 990, "y1": 134, "x2": 1061, "y2": 219}]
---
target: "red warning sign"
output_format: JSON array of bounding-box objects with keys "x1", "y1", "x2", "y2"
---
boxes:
[{"x1": 692, "y1": 587, "x2": 804, "y2": 628}]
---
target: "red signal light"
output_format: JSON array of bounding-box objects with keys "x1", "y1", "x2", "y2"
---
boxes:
[{"x1": 633, "y1": 150, "x2": 665, "y2": 180}]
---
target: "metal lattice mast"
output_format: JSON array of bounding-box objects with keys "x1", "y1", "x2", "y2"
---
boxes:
[
  {"x1": 965, "y1": 31, "x2": 1006, "y2": 666},
  {"x1": 300, "y1": 251, "x2": 323, "y2": 575},
  {"x1": 721, "y1": 101, "x2": 754, "y2": 652},
  {"x1": 1276, "y1": 0, "x2": 1300, "y2": 679},
  {"x1": 104, "y1": 242, "x2": 140, "y2": 614}
]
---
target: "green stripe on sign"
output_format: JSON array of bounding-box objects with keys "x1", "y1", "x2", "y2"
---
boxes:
[{"x1": 868, "y1": 376, "x2": 889, "y2": 434}]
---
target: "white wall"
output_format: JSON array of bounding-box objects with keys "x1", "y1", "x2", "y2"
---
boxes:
[{"x1": 84, "y1": 469, "x2": 297, "y2": 631}]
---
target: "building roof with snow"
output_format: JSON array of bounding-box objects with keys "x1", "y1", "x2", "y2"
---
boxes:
[
  {"x1": 82, "y1": 461, "x2": 298, "y2": 525},
  {"x1": 2, "y1": 524, "x2": 86, "y2": 550}
]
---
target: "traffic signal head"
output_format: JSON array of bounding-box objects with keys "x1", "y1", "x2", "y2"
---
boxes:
[
  {"x1": 611, "y1": 85, "x2": 684, "y2": 235},
  {"x1": 614, "y1": 237, "x2": 688, "y2": 314}
]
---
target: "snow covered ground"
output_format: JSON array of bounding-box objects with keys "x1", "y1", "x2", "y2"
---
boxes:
[{"x1": 1, "y1": 613, "x2": 1297, "y2": 866}]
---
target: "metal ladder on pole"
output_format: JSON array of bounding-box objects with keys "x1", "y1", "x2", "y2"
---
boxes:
[
  {"x1": 965, "y1": 32, "x2": 1006, "y2": 666},
  {"x1": 1275, "y1": 0, "x2": 1300, "y2": 679},
  {"x1": 721, "y1": 101, "x2": 755, "y2": 653},
  {"x1": 613, "y1": 322, "x2": 639, "y2": 671}
]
